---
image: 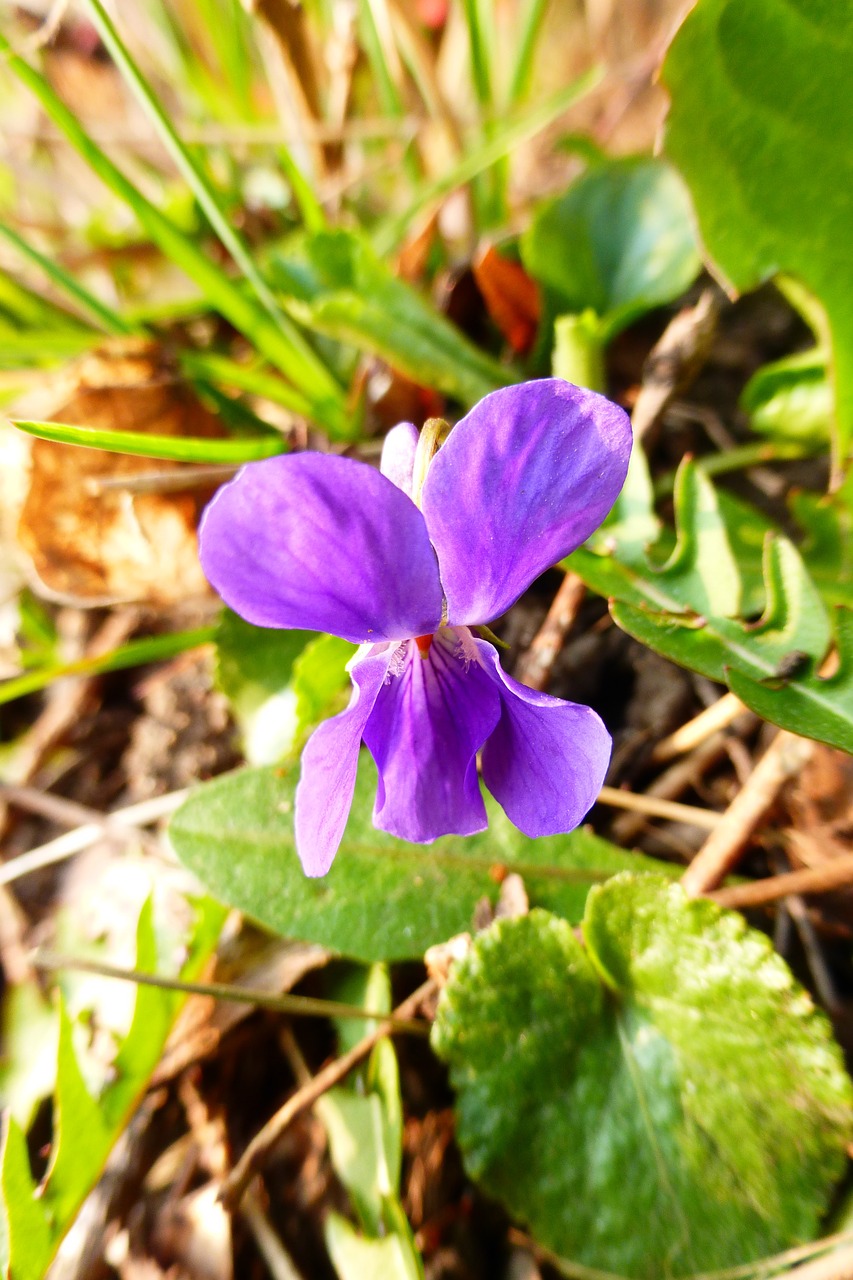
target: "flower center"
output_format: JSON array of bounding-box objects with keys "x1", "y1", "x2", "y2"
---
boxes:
[{"x1": 415, "y1": 633, "x2": 433, "y2": 658}]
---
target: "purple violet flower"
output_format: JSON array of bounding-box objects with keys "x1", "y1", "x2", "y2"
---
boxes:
[{"x1": 200, "y1": 379, "x2": 631, "y2": 876}]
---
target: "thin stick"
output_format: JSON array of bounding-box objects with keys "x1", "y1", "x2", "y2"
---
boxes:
[
  {"x1": 596, "y1": 786, "x2": 721, "y2": 830},
  {"x1": 33, "y1": 950, "x2": 430, "y2": 1033},
  {"x1": 682, "y1": 731, "x2": 815, "y2": 897},
  {"x1": 631, "y1": 289, "x2": 720, "y2": 441},
  {"x1": 242, "y1": 1186, "x2": 305, "y2": 1280},
  {"x1": 0, "y1": 789, "x2": 188, "y2": 887},
  {"x1": 710, "y1": 853, "x2": 853, "y2": 911},
  {"x1": 220, "y1": 978, "x2": 437, "y2": 1210},
  {"x1": 651, "y1": 692, "x2": 748, "y2": 764},
  {"x1": 0, "y1": 782, "x2": 161, "y2": 854},
  {"x1": 514, "y1": 571, "x2": 586, "y2": 692}
]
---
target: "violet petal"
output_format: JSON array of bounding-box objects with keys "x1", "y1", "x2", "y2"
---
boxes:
[
  {"x1": 362, "y1": 629, "x2": 501, "y2": 842},
  {"x1": 421, "y1": 379, "x2": 631, "y2": 625},
  {"x1": 380, "y1": 421, "x2": 419, "y2": 496},
  {"x1": 294, "y1": 645, "x2": 394, "y2": 875},
  {"x1": 476, "y1": 638, "x2": 611, "y2": 836},
  {"x1": 199, "y1": 453, "x2": 443, "y2": 644}
]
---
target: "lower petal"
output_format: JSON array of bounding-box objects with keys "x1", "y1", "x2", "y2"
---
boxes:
[
  {"x1": 363, "y1": 630, "x2": 501, "y2": 842},
  {"x1": 295, "y1": 646, "x2": 394, "y2": 876},
  {"x1": 476, "y1": 640, "x2": 611, "y2": 837}
]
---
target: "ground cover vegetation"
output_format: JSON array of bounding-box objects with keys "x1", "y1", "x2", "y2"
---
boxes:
[{"x1": 1, "y1": 1, "x2": 853, "y2": 1278}]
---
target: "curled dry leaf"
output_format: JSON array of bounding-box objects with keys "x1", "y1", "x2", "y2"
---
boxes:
[
  {"x1": 472, "y1": 245, "x2": 541, "y2": 356},
  {"x1": 16, "y1": 338, "x2": 224, "y2": 607}
]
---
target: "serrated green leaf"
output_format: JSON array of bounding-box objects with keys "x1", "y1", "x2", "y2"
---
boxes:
[
  {"x1": 791, "y1": 482, "x2": 853, "y2": 609},
  {"x1": 0, "y1": 1116, "x2": 53, "y2": 1280},
  {"x1": 0, "y1": 981, "x2": 59, "y2": 1130},
  {"x1": 656, "y1": 461, "x2": 741, "y2": 617},
  {"x1": 521, "y1": 157, "x2": 700, "y2": 340},
  {"x1": 742, "y1": 349, "x2": 833, "y2": 447},
  {"x1": 271, "y1": 230, "x2": 512, "y2": 407},
  {"x1": 169, "y1": 754, "x2": 673, "y2": 963},
  {"x1": 432, "y1": 877, "x2": 853, "y2": 1278},
  {"x1": 662, "y1": 0, "x2": 853, "y2": 470}
]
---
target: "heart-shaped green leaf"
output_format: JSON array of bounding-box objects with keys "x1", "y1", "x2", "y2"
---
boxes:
[{"x1": 432, "y1": 875, "x2": 853, "y2": 1278}]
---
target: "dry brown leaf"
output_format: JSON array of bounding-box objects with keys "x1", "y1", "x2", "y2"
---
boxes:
[
  {"x1": 472, "y1": 245, "x2": 541, "y2": 355},
  {"x1": 16, "y1": 339, "x2": 224, "y2": 607}
]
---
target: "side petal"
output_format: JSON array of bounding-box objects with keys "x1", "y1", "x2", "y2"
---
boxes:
[
  {"x1": 476, "y1": 639, "x2": 611, "y2": 837},
  {"x1": 362, "y1": 630, "x2": 501, "y2": 843},
  {"x1": 295, "y1": 646, "x2": 393, "y2": 875},
  {"x1": 199, "y1": 453, "x2": 443, "y2": 644},
  {"x1": 421, "y1": 379, "x2": 631, "y2": 625},
  {"x1": 380, "y1": 421, "x2": 419, "y2": 496}
]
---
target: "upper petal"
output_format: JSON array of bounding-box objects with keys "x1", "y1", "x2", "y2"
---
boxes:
[
  {"x1": 362, "y1": 628, "x2": 501, "y2": 843},
  {"x1": 199, "y1": 453, "x2": 443, "y2": 643},
  {"x1": 295, "y1": 644, "x2": 394, "y2": 875},
  {"x1": 475, "y1": 639, "x2": 611, "y2": 837},
  {"x1": 421, "y1": 379, "x2": 631, "y2": 625},
  {"x1": 380, "y1": 421, "x2": 419, "y2": 496}
]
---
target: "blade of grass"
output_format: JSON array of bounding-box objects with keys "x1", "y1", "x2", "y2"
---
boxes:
[
  {"x1": 0, "y1": 32, "x2": 349, "y2": 436},
  {"x1": 358, "y1": 0, "x2": 420, "y2": 184},
  {"x1": 82, "y1": 0, "x2": 305, "y2": 349},
  {"x1": 0, "y1": 329, "x2": 98, "y2": 364},
  {"x1": 0, "y1": 627, "x2": 217, "y2": 706},
  {"x1": 10, "y1": 417, "x2": 286, "y2": 462},
  {"x1": 507, "y1": 0, "x2": 550, "y2": 105},
  {"x1": 374, "y1": 67, "x2": 602, "y2": 253},
  {"x1": 0, "y1": 222, "x2": 138, "y2": 335},
  {"x1": 461, "y1": 0, "x2": 496, "y2": 110},
  {"x1": 179, "y1": 349, "x2": 314, "y2": 417}
]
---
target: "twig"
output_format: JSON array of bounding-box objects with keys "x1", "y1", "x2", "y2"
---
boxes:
[
  {"x1": 514, "y1": 571, "x2": 586, "y2": 691},
  {"x1": 783, "y1": 1245, "x2": 853, "y2": 1280},
  {"x1": 0, "y1": 782, "x2": 161, "y2": 854},
  {"x1": 651, "y1": 692, "x2": 748, "y2": 764},
  {"x1": 612, "y1": 728, "x2": 747, "y2": 845},
  {"x1": 33, "y1": 949, "x2": 430, "y2": 1032},
  {"x1": 242, "y1": 1185, "x2": 306, "y2": 1280},
  {"x1": 220, "y1": 977, "x2": 437, "y2": 1210},
  {"x1": 710, "y1": 853, "x2": 853, "y2": 911},
  {"x1": 596, "y1": 786, "x2": 721, "y2": 830},
  {"x1": 0, "y1": 788, "x2": 188, "y2": 887},
  {"x1": 631, "y1": 289, "x2": 720, "y2": 440},
  {"x1": 682, "y1": 731, "x2": 816, "y2": 897}
]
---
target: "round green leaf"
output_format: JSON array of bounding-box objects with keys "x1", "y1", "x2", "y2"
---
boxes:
[
  {"x1": 432, "y1": 875, "x2": 852, "y2": 1278},
  {"x1": 521, "y1": 157, "x2": 700, "y2": 339}
]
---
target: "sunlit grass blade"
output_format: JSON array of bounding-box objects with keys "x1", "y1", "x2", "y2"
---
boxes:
[
  {"x1": 358, "y1": 0, "x2": 420, "y2": 183},
  {"x1": 0, "y1": 328, "x2": 98, "y2": 365},
  {"x1": 0, "y1": 627, "x2": 217, "y2": 706},
  {"x1": 507, "y1": 0, "x2": 550, "y2": 105},
  {"x1": 180, "y1": 350, "x2": 314, "y2": 417},
  {"x1": 83, "y1": 0, "x2": 304, "y2": 346},
  {"x1": 461, "y1": 0, "x2": 496, "y2": 110},
  {"x1": 374, "y1": 68, "x2": 602, "y2": 253},
  {"x1": 0, "y1": 222, "x2": 137, "y2": 335},
  {"x1": 10, "y1": 417, "x2": 286, "y2": 462},
  {"x1": 0, "y1": 32, "x2": 350, "y2": 437}
]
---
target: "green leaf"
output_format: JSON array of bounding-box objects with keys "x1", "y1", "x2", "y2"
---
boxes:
[
  {"x1": 432, "y1": 877, "x2": 853, "y2": 1278},
  {"x1": 325, "y1": 1211, "x2": 421, "y2": 1280},
  {"x1": 271, "y1": 230, "x2": 512, "y2": 407},
  {"x1": 791, "y1": 481, "x2": 853, "y2": 609},
  {"x1": 11, "y1": 417, "x2": 285, "y2": 463},
  {"x1": 662, "y1": 0, "x2": 853, "y2": 471},
  {"x1": 0, "y1": 982, "x2": 59, "y2": 1130},
  {"x1": 169, "y1": 754, "x2": 672, "y2": 963},
  {"x1": 0, "y1": 897, "x2": 224, "y2": 1279},
  {"x1": 571, "y1": 449, "x2": 852, "y2": 749},
  {"x1": 0, "y1": 1117, "x2": 52, "y2": 1280},
  {"x1": 521, "y1": 157, "x2": 700, "y2": 340},
  {"x1": 317, "y1": 1091, "x2": 393, "y2": 1236},
  {"x1": 742, "y1": 349, "x2": 833, "y2": 447},
  {"x1": 292, "y1": 633, "x2": 354, "y2": 746}
]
